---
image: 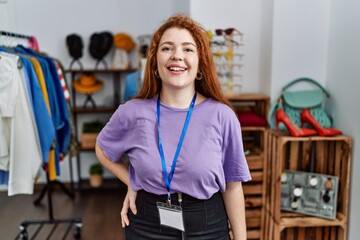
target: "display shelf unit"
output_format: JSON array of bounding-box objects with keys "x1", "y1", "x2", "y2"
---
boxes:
[
  {"x1": 227, "y1": 93, "x2": 270, "y2": 240},
  {"x1": 264, "y1": 131, "x2": 351, "y2": 240},
  {"x1": 211, "y1": 30, "x2": 244, "y2": 95},
  {"x1": 66, "y1": 68, "x2": 137, "y2": 190}
]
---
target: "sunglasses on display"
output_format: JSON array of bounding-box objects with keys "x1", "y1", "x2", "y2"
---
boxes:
[
  {"x1": 216, "y1": 63, "x2": 243, "y2": 68},
  {"x1": 213, "y1": 51, "x2": 244, "y2": 60},
  {"x1": 220, "y1": 81, "x2": 243, "y2": 89},
  {"x1": 217, "y1": 71, "x2": 243, "y2": 79},
  {"x1": 210, "y1": 40, "x2": 226, "y2": 46},
  {"x1": 215, "y1": 28, "x2": 243, "y2": 37},
  {"x1": 216, "y1": 64, "x2": 244, "y2": 74},
  {"x1": 216, "y1": 63, "x2": 243, "y2": 72},
  {"x1": 211, "y1": 39, "x2": 242, "y2": 46}
]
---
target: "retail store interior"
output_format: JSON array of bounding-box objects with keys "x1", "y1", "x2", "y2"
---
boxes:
[{"x1": 0, "y1": 0, "x2": 359, "y2": 239}]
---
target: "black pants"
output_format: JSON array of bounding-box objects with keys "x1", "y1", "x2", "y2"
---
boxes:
[{"x1": 125, "y1": 190, "x2": 230, "y2": 240}]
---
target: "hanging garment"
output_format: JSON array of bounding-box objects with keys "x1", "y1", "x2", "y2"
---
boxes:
[
  {"x1": 0, "y1": 52, "x2": 42, "y2": 196},
  {"x1": 30, "y1": 57, "x2": 57, "y2": 180},
  {"x1": 0, "y1": 47, "x2": 55, "y2": 167},
  {"x1": 17, "y1": 46, "x2": 71, "y2": 154},
  {"x1": 0, "y1": 35, "x2": 72, "y2": 194},
  {"x1": 123, "y1": 70, "x2": 142, "y2": 101},
  {"x1": 0, "y1": 170, "x2": 9, "y2": 185},
  {"x1": 30, "y1": 58, "x2": 51, "y2": 111},
  {"x1": 14, "y1": 46, "x2": 71, "y2": 176},
  {"x1": 56, "y1": 62, "x2": 71, "y2": 102},
  {"x1": 56, "y1": 61, "x2": 79, "y2": 158}
]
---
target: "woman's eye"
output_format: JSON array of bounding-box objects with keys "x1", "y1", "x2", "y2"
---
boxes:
[
  {"x1": 184, "y1": 48, "x2": 194, "y2": 53},
  {"x1": 161, "y1": 46, "x2": 172, "y2": 52}
]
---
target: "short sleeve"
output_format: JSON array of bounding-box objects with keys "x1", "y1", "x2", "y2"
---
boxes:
[
  {"x1": 221, "y1": 107, "x2": 252, "y2": 182},
  {"x1": 96, "y1": 104, "x2": 136, "y2": 163}
]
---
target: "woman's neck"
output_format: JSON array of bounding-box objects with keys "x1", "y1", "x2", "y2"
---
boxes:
[
  {"x1": 160, "y1": 89, "x2": 206, "y2": 109},
  {"x1": 160, "y1": 90, "x2": 195, "y2": 109}
]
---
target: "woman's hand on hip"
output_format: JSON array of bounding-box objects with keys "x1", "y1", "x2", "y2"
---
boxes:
[{"x1": 121, "y1": 186, "x2": 138, "y2": 227}]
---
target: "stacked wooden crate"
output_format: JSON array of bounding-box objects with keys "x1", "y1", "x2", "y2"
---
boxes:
[
  {"x1": 227, "y1": 93, "x2": 270, "y2": 240},
  {"x1": 264, "y1": 131, "x2": 351, "y2": 240}
]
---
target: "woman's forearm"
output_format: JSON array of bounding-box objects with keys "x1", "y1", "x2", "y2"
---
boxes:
[
  {"x1": 222, "y1": 182, "x2": 247, "y2": 240},
  {"x1": 95, "y1": 143, "x2": 130, "y2": 186}
]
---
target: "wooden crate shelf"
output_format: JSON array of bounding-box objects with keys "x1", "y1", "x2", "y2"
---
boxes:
[
  {"x1": 245, "y1": 196, "x2": 263, "y2": 208},
  {"x1": 249, "y1": 171, "x2": 263, "y2": 182},
  {"x1": 247, "y1": 156, "x2": 265, "y2": 170},
  {"x1": 247, "y1": 217, "x2": 262, "y2": 228},
  {"x1": 264, "y1": 130, "x2": 351, "y2": 240},
  {"x1": 243, "y1": 183, "x2": 263, "y2": 195},
  {"x1": 227, "y1": 93, "x2": 270, "y2": 240},
  {"x1": 247, "y1": 229, "x2": 261, "y2": 239},
  {"x1": 279, "y1": 214, "x2": 346, "y2": 229}
]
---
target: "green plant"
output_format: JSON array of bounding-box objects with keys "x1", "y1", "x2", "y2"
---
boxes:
[{"x1": 89, "y1": 163, "x2": 104, "y2": 176}]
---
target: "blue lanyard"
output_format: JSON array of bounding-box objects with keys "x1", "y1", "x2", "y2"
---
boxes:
[{"x1": 157, "y1": 92, "x2": 197, "y2": 205}]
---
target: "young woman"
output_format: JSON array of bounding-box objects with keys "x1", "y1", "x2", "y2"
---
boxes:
[{"x1": 95, "y1": 14, "x2": 251, "y2": 240}]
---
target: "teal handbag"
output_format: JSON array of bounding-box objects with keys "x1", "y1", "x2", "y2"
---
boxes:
[{"x1": 268, "y1": 78, "x2": 332, "y2": 130}]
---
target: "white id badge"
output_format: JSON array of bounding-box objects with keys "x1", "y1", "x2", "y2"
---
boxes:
[{"x1": 157, "y1": 202, "x2": 185, "y2": 231}]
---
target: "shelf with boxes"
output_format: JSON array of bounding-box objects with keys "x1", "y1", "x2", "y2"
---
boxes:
[
  {"x1": 227, "y1": 93, "x2": 270, "y2": 240},
  {"x1": 264, "y1": 131, "x2": 352, "y2": 240},
  {"x1": 66, "y1": 68, "x2": 137, "y2": 189}
]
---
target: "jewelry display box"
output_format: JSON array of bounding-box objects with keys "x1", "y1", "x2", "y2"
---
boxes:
[{"x1": 281, "y1": 170, "x2": 338, "y2": 220}]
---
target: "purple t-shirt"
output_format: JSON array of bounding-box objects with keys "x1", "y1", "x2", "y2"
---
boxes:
[{"x1": 97, "y1": 96, "x2": 251, "y2": 199}]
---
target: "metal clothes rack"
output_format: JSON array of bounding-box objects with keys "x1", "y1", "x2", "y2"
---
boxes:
[
  {"x1": 0, "y1": 30, "x2": 32, "y2": 49},
  {"x1": 0, "y1": 30, "x2": 31, "y2": 39},
  {"x1": 16, "y1": 173, "x2": 82, "y2": 240},
  {"x1": 0, "y1": 30, "x2": 82, "y2": 239}
]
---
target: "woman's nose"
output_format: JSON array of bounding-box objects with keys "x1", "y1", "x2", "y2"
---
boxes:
[{"x1": 171, "y1": 49, "x2": 184, "y2": 61}]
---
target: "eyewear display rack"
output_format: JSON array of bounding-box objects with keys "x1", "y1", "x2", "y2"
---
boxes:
[
  {"x1": 210, "y1": 29, "x2": 244, "y2": 95},
  {"x1": 264, "y1": 131, "x2": 351, "y2": 240},
  {"x1": 66, "y1": 68, "x2": 137, "y2": 190},
  {"x1": 0, "y1": 30, "x2": 82, "y2": 240},
  {"x1": 227, "y1": 93, "x2": 270, "y2": 240}
]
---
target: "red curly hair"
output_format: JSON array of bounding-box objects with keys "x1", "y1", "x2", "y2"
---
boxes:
[{"x1": 136, "y1": 14, "x2": 231, "y2": 107}]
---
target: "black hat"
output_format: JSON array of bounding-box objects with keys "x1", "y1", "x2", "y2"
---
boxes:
[
  {"x1": 66, "y1": 34, "x2": 83, "y2": 60},
  {"x1": 89, "y1": 31, "x2": 113, "y2": 60}
]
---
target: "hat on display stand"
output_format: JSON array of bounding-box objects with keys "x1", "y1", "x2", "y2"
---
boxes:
[
  {"x1": 66, "y1": 33, "x2": 84, "y2": 70},
  {"x1": 73, "y1": 73, "x2": 104, "y2": 108},
  {"x1": 112, "y1": 33, "x2": 136, "y2": 69},
  {"x1": 89, "y1": 31, "x2": 113, "y2": 69}
]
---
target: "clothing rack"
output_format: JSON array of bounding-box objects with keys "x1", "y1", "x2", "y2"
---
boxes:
[
  {"x1": 16, "y1": 173, "x2": 82, "y2": 240},
  {"x1": 0, "y1": 30, "x2": 82, "y2": 239},
  {"x1": 0, "y1": 30, "x2": 32, "y2": 39},
  {"x1": 0, "y1": 30, "x2": 32, "y2": 48}
]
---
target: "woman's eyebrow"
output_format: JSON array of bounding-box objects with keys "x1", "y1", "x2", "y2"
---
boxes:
[
  {"x1": 159, "y1": 41, "x2": 174, "y2": 46},
  {"x1": 159, "y1": 41, "x2": 196, "y2": 47},
  {"x1": 182, "y1": 42, "x2": 196, "y2": 47}
]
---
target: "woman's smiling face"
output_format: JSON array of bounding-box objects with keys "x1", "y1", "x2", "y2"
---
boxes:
[{"x1": 156, "y1": 27, "x2": 199, "y2": 92}]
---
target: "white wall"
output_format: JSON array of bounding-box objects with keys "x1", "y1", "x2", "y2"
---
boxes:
[
  {"x1": 270, "y1": 0, "x2": 331, "y2": 99},
  {"x1": 325, "y1": 0, "x2": 360, "y2": 238},
  {"x1": 13, "y1": 0, "x2": 177, "y2": 69},
  {"x1": 259, "y1": 0, "x2": 274, "y2": 95},
  {"x1": 173, "y1": 0, "x2": 190, "y2": 14},
  {"x1": 0, "y1": 1, "x2": 16, "y2": 31}
]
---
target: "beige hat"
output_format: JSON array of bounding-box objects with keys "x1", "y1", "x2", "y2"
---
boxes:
[
  {"x1": 113, "y1": 33, "x2": 136, "y2": 51},
  {"x1": 73, "y1": 74, "x2": 103, "y2": 94}
]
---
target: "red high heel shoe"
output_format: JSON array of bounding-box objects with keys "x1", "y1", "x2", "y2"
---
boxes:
[
  {"x1": 300, "y1": 109, "x2": 342, "y2": 136},
  {"x1": 276, "y1": 109, "x2": 317, "y2": 137}
]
